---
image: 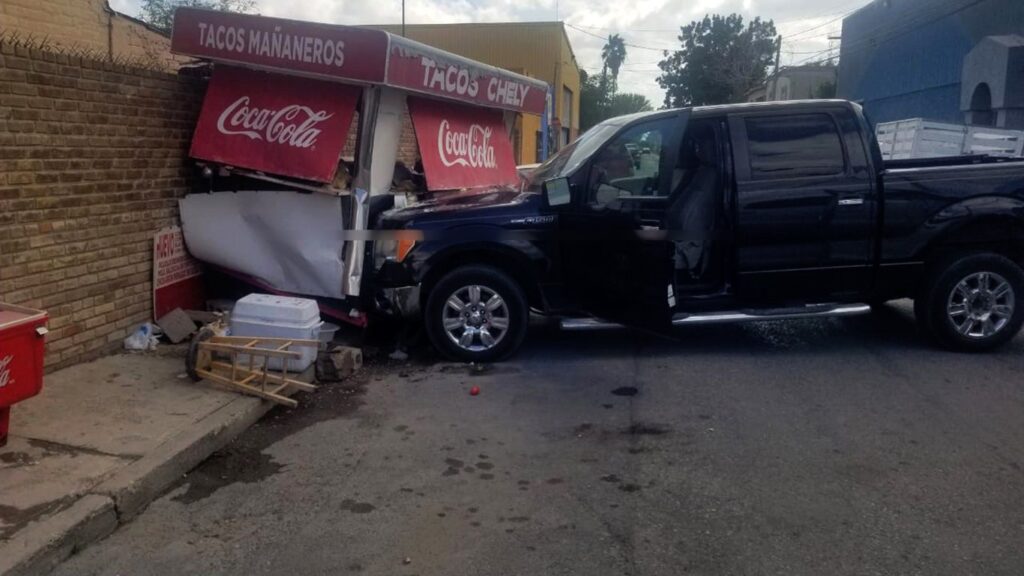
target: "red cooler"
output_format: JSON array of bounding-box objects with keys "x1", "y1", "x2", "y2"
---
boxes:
[{"x1": 0, "y1": 303, "x2": 48, "y2": 447}]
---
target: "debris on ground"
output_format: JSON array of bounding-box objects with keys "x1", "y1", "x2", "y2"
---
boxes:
[
  {"x1": 317, "y1": 346, "x2": 364, "y2": 382},
  {"x1": 156, "y1": 308, "x2": 197, "y2": 344},
  {"x1": 389, "y1": 349, "x2": 409, "y2": 362},
  {"x1": 124, "y1": 323, "x2": 161, "y2": 351}
]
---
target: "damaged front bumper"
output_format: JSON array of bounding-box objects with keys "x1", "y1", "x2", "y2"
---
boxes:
[{"x1": 375, "y1": 285, "x2": 421, "y2": 318}]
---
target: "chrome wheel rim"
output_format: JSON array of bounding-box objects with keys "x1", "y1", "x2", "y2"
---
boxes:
[
  {"x1": 442, "y1": 285, "x2": 510, "y2": 352},
  {"x1": 947, "y1": 271, "x2": 1015, "y2": 339}
]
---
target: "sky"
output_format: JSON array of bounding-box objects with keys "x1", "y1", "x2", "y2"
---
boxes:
[{"x1": 109, "y1": 0, "x2": 869, "y2": 107}]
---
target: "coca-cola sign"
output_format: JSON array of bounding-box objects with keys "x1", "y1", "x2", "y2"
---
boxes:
[
  {"x1": 409, "y1": 98, "x2": 518, "y2": 191},
  {"x1": 438, "y1": 121, "x2": 496, "y2": 169},
  {"x1": 216, "y1": 97, "x2": 334, "y2": 149},
  {"x1": 190, "y1": 66, "x2": 360, "y2": 183}
]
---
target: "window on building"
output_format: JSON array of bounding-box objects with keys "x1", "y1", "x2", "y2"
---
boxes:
[
  {"x1": 535, "y1": 130, "x2": 544, "y2": 163},
  {"x1": 562, "y1": 86, "x2": 573, "y2": 141},
  {"x1": 744, "y1": 114, "x2": 846, "y2": 179},
  {"x1": 969, "y1": 83, "x2": 995, "y2": 127}
]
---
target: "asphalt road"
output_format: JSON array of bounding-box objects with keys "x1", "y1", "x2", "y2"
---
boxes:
[{"x1": 55, "y1": 302, "x2": 1024, "y2": 576}]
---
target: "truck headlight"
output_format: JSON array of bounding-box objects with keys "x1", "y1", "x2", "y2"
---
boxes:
[{"x1": 374, "y1": 232, "x2": 419, "y2": 265}]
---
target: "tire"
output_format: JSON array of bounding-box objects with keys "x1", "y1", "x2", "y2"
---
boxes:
[
  {"x1": 424, "y1": 265, "x2": 529, "y2": 362},
  {"x1": 915, "y1": 252, "x2": 1024, "y2": 351}
]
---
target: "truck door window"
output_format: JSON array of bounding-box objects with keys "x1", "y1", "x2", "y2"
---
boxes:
[
  {"x1": 744, "y1": 114, "x2": 845, "y2": 179},
  {"x1": 588, "y1": 119, "x2": 672, "y2": 207}
]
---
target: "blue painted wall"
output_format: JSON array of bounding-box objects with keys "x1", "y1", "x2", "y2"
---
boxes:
[{"x1": 837, "y1": 0, "x2": 1024, "y2": 125}]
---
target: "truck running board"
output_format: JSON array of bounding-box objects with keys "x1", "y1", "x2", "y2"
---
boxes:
[
  {"x1": 559, "y1": 304, "x2": 871, "y2": 331},
  {"x1": 672, "y1": 303, "x2": 871, "y2": 325}
]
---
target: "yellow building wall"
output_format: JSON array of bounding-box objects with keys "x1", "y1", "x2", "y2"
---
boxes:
[
  {"x1": 558, "y1": 31, "x2": 581, "y2": 142},
  {"x1": 370, "y1": 22, "x2": 581, "y2": 163},
  {"x1": 520, "y1": 113, "x2": 541, "y2": 164}
]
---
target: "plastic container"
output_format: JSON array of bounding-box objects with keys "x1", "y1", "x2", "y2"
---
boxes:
[
  {"x1": 0, "y1": 302, "x2": 49, "y2": 447},
  {"x1": 318, "y1": 322, "x2": 340, "y2": 351},
  {"x1": 230, "y1": 294, "x2": 321, "y2": 372}
]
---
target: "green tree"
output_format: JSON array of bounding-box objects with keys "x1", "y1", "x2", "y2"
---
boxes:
[
  {"x1": 580, "y1": 69, "x2": 652, "y2": 131},
  {"x1": 579, "y1": 69, "x2": 611, "y2": 132},
  {"x1": 608, "y1": 93, "x2": 653, "y2": 117},
  {"x1": 814, "y1": 80, "x2": 837, "y2": 99},
  {"x1": 657, "y1": 14, "x2": 778, "y2": 107},
  {"x1": 601, "y1": 34, "x2": 627, "y2": 92},
  {"x1": 140, "y1": 0, "x2": 256, "y2": 32}
]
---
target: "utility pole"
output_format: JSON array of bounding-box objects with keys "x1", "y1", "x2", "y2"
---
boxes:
[
  {"x1": 827, "y1": 35, "x2": 841, "y2": 64},
  {"x1": 769, "y1": 35, "x2": 781, "y2": 101},
  {"x1": 773, "y1": 35, "x2": 782, "y2": 77},
  {"x1": 401, "y1": 0, "x2": 406, "y2": 36}
]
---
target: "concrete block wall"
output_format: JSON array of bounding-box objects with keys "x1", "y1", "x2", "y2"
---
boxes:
[
  {"x1": 0, "y1": 39, "x2": 205, "y2": 370},
  {"x1": 1, "y1": 0, "x2": 183, "y2": 71},
  {"x1": 0, "y1": 0, "x2": 110, "y2": 53}
]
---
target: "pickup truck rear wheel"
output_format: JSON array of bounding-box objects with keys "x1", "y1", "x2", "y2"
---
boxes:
[
  {"x1": 424, "y1": 265, "x2": 528, "y2": 362},
  {"x1": 916, "y1": 252, "x2": 1024, "y2": 351}
]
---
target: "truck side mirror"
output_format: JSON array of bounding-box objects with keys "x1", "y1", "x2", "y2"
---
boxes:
[{"x1": 543, "y1": 177, "x2": 571, "y2": 207}]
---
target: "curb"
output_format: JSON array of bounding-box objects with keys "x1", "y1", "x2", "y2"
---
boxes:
[
  {"x1": 93, "y1": 396, "x2": 271, "y2": 521},
  {"x1": 0, "y1": 495, "x2": 117, "y2": 576},
  {"x1": 0, "y1": 395, "x2": 276, "y2": 576}
]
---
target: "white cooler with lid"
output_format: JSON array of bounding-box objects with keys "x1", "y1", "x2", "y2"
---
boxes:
[{"x1": 230, "y1": 294, "x2": 321, "y2": 372}]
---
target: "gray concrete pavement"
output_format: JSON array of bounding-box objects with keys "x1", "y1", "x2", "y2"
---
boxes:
[
  {"x1": 54, "y1": 302, "x2": 1024, "y2": 576},
  {"x1": 0, "y1": 350, "x2": 290, "y2": 576}
]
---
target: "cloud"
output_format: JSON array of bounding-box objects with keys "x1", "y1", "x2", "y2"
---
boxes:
[{"x1": 112, "y1": 0, "x2": 858, "y2": 107}]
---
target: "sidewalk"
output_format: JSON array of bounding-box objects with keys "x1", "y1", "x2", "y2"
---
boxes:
[{"x1": 0, "y1": 347, "x2": 283, "y2": 576}]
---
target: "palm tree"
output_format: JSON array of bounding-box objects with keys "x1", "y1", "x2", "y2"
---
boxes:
[{"x1": 601, "y1": 34, "x2": 627, "y2": 91}]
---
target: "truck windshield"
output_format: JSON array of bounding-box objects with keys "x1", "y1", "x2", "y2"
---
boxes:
[{"x1": 526, "y1": 124, "x2": 620, "y2": 188}]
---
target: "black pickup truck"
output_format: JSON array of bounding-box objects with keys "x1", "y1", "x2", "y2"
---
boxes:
[{"x1": 372, "y1": 100, "x2": 1024, "y2": 362}]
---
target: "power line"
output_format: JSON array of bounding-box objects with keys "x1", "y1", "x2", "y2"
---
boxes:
[
  {"x1": 567, "y1": 23, "x2": 679, "y2": 33},
  {"x1": 564, "y1": 23, "x2": 674, "y2": 52},
  {"x1": 780, "y1": 4, "x2": 863, "y2": 41},
  {"x1": 567, "y1": 1, "x2": 869, "y2": 35},
  {"x1": 791, "y1": 0, "x2": 989, "y2": 66}
]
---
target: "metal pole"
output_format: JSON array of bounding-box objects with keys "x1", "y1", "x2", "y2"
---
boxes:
[
  {"x1": 402, "y1": 0, "x2": 406, "y2": 36},
  {"x1": 773, "y1": 35, "x2": 781, "y2": 76}
]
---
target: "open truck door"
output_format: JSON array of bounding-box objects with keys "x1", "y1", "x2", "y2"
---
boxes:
[{"x1": 545, "y1": 110, "x2": 688, "y2": 332}]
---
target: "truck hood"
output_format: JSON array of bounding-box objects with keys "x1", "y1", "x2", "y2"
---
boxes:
[{"x1": 379, "y1": 187, "x2": 543, "y2": 228}]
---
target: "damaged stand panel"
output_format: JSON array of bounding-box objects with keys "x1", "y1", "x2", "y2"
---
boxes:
[
  {"x1": 187, "y1": 335, "x2": 318, "y2": 408},
  {"x1": 170, "y1": 7, "x2": 547, "y2": 306}
]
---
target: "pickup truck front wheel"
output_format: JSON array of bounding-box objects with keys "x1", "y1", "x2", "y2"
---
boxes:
[
  {"x1": 424, "y1": 265, "x2": 528, "y2": 362},
  {"x1": 916, "y1": 253, "x2": 1024, "y2": 351}
]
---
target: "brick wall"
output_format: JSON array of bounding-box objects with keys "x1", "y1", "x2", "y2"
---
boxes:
[
  {"x1": 0, "y1": 39, "x2": 205, "y2": 370},
  {"x1": 1, "y1": 0, "x2": 182, "y2": 70},
  {"x1": 342, "y1": 108, "x2": 421, "y2": 167}
]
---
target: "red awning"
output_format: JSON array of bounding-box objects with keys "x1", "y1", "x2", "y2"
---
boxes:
[
  {"x1": 171, "y1": 8, "x2": 548, "y2": 116},
  {"x1": 408, "y1": 97, "x2": 519, "y2": 191},
  {"x1": 189, "y1": 66, "x2": 360, "y2": 183}
]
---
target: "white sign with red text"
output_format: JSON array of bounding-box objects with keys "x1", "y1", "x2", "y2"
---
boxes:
[
  {"x1": 408, "y1": 97, "x2": 519, "y2": 191},
  {"x1": 153, "y1": 227, "x2": 205, "y2": 320},
  {"x1": 190, "y1": 66, "x2": 360, "y2": 183},
  {"x1": 388, "y1": 38, "x2": 548, "y2": 115}
]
